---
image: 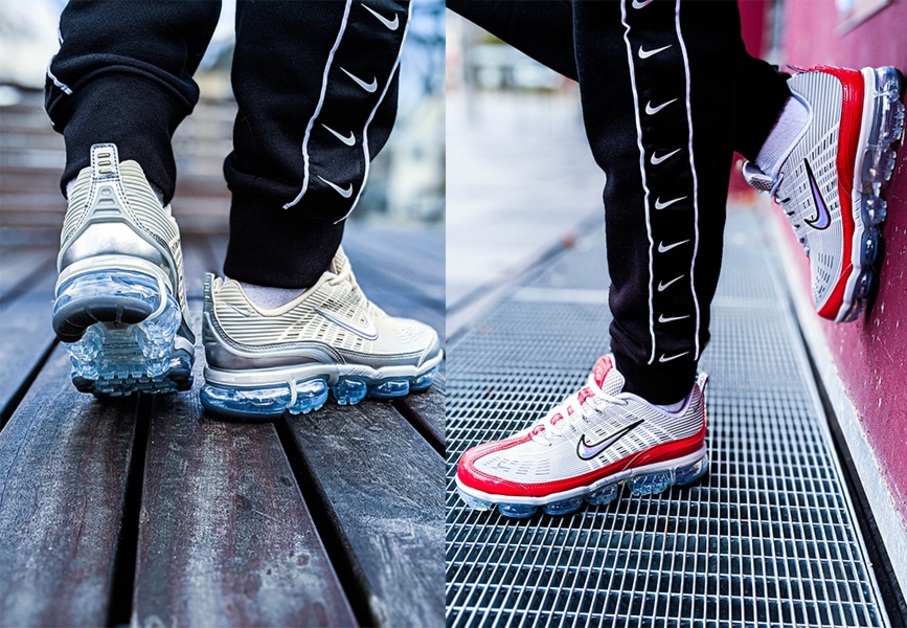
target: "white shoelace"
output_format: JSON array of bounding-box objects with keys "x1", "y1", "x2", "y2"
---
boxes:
[{"x1": 529, "y1": 384, "x2": 628, "y2": 446}]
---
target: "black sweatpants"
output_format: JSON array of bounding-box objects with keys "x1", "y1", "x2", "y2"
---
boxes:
[
  {"x1": 46, "y1": 0, "x2": 410, "y2": 288},
  {"x1": 448, "y1": 0, "x2": 791, "y2": 403}
]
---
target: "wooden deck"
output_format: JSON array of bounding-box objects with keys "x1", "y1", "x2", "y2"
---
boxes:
[{"x1": 0, "y1": 226, "x2": 445, "y2": 627}]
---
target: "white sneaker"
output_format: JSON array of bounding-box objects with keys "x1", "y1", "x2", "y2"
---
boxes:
[
  {"x1": 456, "y1": 355, "x2": 708, "y2": 518},
  {"x1": 53, "y1": 143, "x2": 194, "y2": 396},
  {"x1": 200, "y1": 246, "x2": 443, "y2": 420},
  {"x1": 743, "y1": 66, "x2": 905, "y2": 322}
]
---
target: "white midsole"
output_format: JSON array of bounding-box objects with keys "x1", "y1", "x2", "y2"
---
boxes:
[
  {"x1": 203, "y1": 351, "x2": 443, "y2": 388},
  {"x1": 456, "y1": 444, "x2": 707, "y2": 506}
]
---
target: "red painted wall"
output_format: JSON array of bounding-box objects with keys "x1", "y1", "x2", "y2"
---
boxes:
[{"x1": 774, "y1": 0, "x2": 907, "y2": 520}]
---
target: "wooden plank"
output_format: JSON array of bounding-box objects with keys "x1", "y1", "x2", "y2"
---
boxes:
[
  {"x1": 132, "y1": 316, "x2": 356, "y2": 627},
  {"x1": 0, "y1": 273, "x2": 57, "y2": 421},
  {"x1": 284, "y1": 401, "x2": 445, "y2": 626},
  {"x1": 0, "y1": 348, "x2": 138, "y2": 626},
  {"x1": 398, "y1": 375, "x2": 446, "y2": 450},
  {"x1": 0, "y1": 246, "x2": 54, "y2": 297}
]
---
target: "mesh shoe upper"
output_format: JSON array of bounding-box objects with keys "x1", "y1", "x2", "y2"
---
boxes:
[
  {"x1": 204, "y1": 246, "x2": 441, "y2": 369},
  {"x1": 457, "y1": 355, "x2": 707, "y2": 499}
]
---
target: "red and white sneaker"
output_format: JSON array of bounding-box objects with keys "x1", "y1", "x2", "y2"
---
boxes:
[
  {"x1": 455, "y1": 355, "x2": 709, "y2": 518},
  {"x1": 743, "y1": 66, "x2": 905, "y2": 322}
]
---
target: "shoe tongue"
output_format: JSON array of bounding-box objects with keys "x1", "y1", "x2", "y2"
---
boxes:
[{"x1": 589, "y1": 355, "x2": 625, "y2": 396}]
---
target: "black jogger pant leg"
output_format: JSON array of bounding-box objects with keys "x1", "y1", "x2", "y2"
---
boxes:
[
  {"x1": 46, "y1": 0, "x2": 411, "y2": 289},
  {"x1": 448, "y1": 0, "x2": 791, "y2": 403},
  {"x1": 224, "y1": 0, "x2": 411, "y2": 288},
  {"x1": 45, "y1": 0, "x2": 221, "y2": 203}
]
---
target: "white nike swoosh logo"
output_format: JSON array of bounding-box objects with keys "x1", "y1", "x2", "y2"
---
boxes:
[
  {"x1": 657, "y1": 275, "x2": 684, "y2": 291},
  {"x1": 315, "y1": 308, "x2": 379, "y2": 340},
  {"x1": 322, "y1": 124, "x2": 355, "y2": 146},
  {"x1": 341, "y1": 68, "x2": 378, "y2": 93},
  {"x1": 638, "y1": 44, "x2": 672, "y2": 60},
  {"x1": 645, "y1": 98, "x2": 677, "y2": 115},
  {"x1": 317, "y1": 176, "x2": 354, "y2": 198},
  {"x1": 657, "y1": 239, "x2": 690, "y2": 253},
  {"x1": 632, "y1": 0, "x2": 655, "y2": 8},
  {"x1": 577, "y1": 419, "x2": 645, "y2": 461},
  {"x1": 658, "y1": 313, "x2": 690, "y2": 323},
  {"x1": 659, "y1": 351, "x2": 690, "y2": 363},
  {"x1": 654, "y1": 196, "x2": 687, "y2": 210},
  {"x1": 650, "y1": 148, "x2": 681, "y2": 165},
  {"x1": 362, "y1": 4, "x2": 399, "y2": 30}
]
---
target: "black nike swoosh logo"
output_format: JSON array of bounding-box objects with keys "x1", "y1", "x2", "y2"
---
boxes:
[{"x1": 576, "y1": 419, "x2": 644, "y2": 461}]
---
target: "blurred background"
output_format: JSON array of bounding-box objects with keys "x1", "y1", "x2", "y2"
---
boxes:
[
  {"x1": 0, "y1": 0, "x2": 445, "y2": 233},
  {"x1": 445, "y1": 11, "x2": 601, "y2": 335}
]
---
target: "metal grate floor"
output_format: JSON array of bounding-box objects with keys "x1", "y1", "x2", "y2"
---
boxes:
[{"x1": 445, "y1": 210, "x2": 890, "y2": 627}]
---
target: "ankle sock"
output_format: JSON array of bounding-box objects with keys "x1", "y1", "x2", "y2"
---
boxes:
[
  {"x1": 238, "y1": 282, "x2": 306, "y2": 309},
  {"x1": 754, "y1": 94, "x2": 810, "y2": 176}
]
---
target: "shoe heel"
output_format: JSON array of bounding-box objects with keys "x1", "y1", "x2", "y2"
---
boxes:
[{"x1": 55, "y1": 270, "x2": 187, "y2": 396}]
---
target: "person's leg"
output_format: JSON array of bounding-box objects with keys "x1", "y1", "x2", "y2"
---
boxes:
[
  {"x1": 46, "y1": 0, "x2": 220, "y2": 203},
  {"x1": 46, "y1": 1, "x2": 220, "y2": 396},
  {"x1": 733, "y1": 54, "x2": 793, "y2": 162},
  {"x1": 452, "y1": 0, "x2": 745, "y2": 517},
  {"x1": 223, "y1": 0, "x2": 408, "y2": 289},
  {"x1": 201, "y1": 0, "x2": 443, "y2": 420},
  {"x1": 452, "y1": 0, "x2": 743, "y2": 402},
  {"x1": 574, "y1": 0, "x2": 746, "y2": 403}
]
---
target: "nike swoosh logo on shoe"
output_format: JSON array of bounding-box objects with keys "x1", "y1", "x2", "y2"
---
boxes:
[
  {"x1": 657, "y1": 239, "x2": 690, "y2": 253},
  {"x1": 317, "y1": 176, "x2": 354, "y2": 198},
  {"x1": 638, "y1": 44, "x2": 672, "y2": 60},
  {"x1": 632, "y1": 0, "x2": 655, "y2": 8},
  {"x1": 341, "y1": 68, "x2": 378, "y2": 93},
  {"x1": 651, "y1": 148, "x2": 681, "y2": 165},
  {"x1": 804, "y1": 160, "x2": 831, "y2": 230},
  {"x1": 362, "y1": 4, "x2": 399, "y2": 30},
  {"x1": 646, "y1": 98, "x2": 677, "y2": 115},
  {"x1": 577, "y1": 419, "x2": 645, "y2": 461},
  {"x1": 654, "y1": 195, "x2": 687, "y2": 210},
  {"x1": 659, "y1": 351, "x2": 690, "y2": 363},
  {"x1": 657, "y1": 275, "x2": 684, "y2": 291},
  {"x1": 315, "y1": 308, "x2": 379, "y2": 340},
  {"x1": 322, "y1": 124, "x2": 356, "y2": 146}
]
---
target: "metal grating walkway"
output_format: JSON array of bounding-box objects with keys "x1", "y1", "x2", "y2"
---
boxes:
[{"x1": 445, "y1": 210, "x2": 891, "y2": 627}]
